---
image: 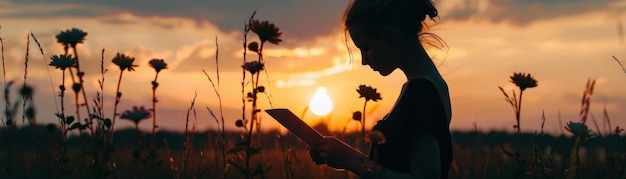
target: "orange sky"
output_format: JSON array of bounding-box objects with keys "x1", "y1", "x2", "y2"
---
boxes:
[{"x1": 0, "y1": 0, "x2": 625, "y2": 136}]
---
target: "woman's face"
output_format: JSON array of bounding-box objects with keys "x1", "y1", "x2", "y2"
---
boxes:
[{"x1": 348, "y1": 27, "x2": 398, "y2": 76}]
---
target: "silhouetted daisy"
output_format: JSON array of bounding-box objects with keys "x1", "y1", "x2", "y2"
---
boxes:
[
  {"x1": 250, "y1": 20, "x2": 283, "y2": 45},
  {"x1": 357, "y1": 85, "x2": 382, "y2": 102},
  {"x1": 55, "y1": 28, "x2": 87, "y2": 48},
  {"x1": 120, "y1": 106, "x2": 152, "y2": 125},
  {"x1": 49, "y1": 54, "x2": 77, "y2": 70},
  {"x1": 242, "y1": 61, "x2": 264, "y2": 74},
  {"x1": 149, "y1": 59, "x2": 168, "y2": 73},
  {"x1": 510, "y1": 72, "x2": 538, "y2": 91},
  {"x1": 112, "y1": 53, "x2": 138, "y2": 71},
  {"x1": 565, "y1": 121, "x2": 596, "y2": 141}
]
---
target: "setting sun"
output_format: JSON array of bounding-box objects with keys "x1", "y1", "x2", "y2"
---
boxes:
[{"x1": 308, "y1": 86, "x2": 334, "y2": 116}]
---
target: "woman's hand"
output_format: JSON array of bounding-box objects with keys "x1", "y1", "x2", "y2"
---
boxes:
[{"x1": 308, "y1": 136, "x2": 364, "y2": 170}]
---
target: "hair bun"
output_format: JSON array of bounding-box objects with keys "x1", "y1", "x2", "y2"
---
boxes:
[{"x1": 422, "y1": 0, "x2": 438, "y2": 20}]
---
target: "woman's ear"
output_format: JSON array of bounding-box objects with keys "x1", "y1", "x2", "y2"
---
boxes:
[{"x1": 380, "y1": 26, "x2": 395, "y2": 46}]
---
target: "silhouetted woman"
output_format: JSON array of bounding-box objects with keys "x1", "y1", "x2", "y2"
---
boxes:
[{"x1": 309, "y1": 0, "x2": 453, "y2": 178}]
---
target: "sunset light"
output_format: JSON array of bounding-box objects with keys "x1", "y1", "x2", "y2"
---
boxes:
[
  {"x1": 308, "y1": 86, "x2": 334, "y2": 116},
  {"x1": 1, "y1": 0, "x2": 625, "y2": 177}
]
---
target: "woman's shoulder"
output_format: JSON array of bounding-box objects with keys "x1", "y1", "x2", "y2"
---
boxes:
[
  {"x1": 404, "y1": 77, "x2": 440, "y2": 95},
  {"x1": 402, "y1": 76, "x2": 451, "y2": 114},
  {"x1": 403, "y1": 76, "x2": 452, "y2": 122}
]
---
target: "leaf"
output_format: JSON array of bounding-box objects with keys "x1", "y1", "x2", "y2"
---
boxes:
[
  {"x1": 251, "y1": 163, "x2": 272, "y2": 177},
  {"x1": 104, "y1": 118, "x2": 112, "y2": 129},
  {"x1": 248, "y1": 147, "x2": 261, "y2": 156},
  {"x1": 236, "y1": 140, "x2": 250, "y2": 146},
  {"x1": 65, "y1": 116, "x2": 75, "y2": 124},
  {"x1": 256, "y1": 86, "x2": 265, "y2": 93},
  {"x1": 90, "y1": 114, "x2": 100, "y2": 120},
  {"x1": 251, "y1": 167, "x2": 264, "y2": 176},
  {"x1": 227, "y1": 146, "x2": 244, "y2": 154},
  {"x1": 69, "y1": 123, "x2": 82, "y2": 130},
  {"x1": 229, "y1": 160, "x2": 246, "y2": 174},
  {"x1": 498, "y1": 141, "x2": 515, "y2": 159},
  {"x1": 55, "y1": 112, "x2": 65, "y2": 120}
]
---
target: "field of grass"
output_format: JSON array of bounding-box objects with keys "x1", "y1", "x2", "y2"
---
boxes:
[
  {"x1": 1, "y1": 11, "x2": 625, "y2": 179},
  {"x1": 0, "y1": 127, "x2": 625, "y2": 178}
]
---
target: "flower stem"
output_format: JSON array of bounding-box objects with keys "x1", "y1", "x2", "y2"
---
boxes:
[
  {"x1": 74, "y1": 82, "x2": 82, "y2": 135},
  {"x1": 362, "y1": 99, "x2": 368, "y2": 145},
  {"x1": 516, "y1": 90, "x2": 524, "y2": 157},
  {"x1": 72, "y1": 47, "x2": 94, "y2": 135},
  {"x1": 59, "y1": 69, "x2": 67, "y2": 173},
  {"x1": 61, "y1": 70, "x2": 66, "y2": 124},
  {"x1": 245, "y1": 74, "x2": 257, "y2": 179},
  {"x1": 239, "y1": 20, "x2": 248, "y2": 171},
  {"x1": 110, "y1": 70, "x2": 124, "y2": 141},
  {"x1": 136, "y1": 123, "x2": 142, "y2": 149},
  {"x1": 151, "y1": 73, "x2": 159, "y2": 149}
]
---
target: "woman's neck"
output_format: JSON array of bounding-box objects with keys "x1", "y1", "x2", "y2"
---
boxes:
[{"x1": 398, "y1": 42, "x2": 439, "y2": 80}]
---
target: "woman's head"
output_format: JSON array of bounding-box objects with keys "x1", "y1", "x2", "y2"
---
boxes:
[
  {"x1": 343, "y1": 0, "x2": 440, "y2": 76},
  {"x1": 344, "y1": 0, "x2": 437, "y2": 36}
]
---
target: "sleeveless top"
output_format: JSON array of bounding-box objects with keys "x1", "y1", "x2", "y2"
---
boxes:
[{"x1": 368, "y1": 78, "x2": 453, "y2": 178}]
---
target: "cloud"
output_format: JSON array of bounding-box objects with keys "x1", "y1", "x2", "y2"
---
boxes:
[
  {"x1": 4, "y1": 0, "x2": 623, "y2": 39},
  {"x1": 441, "y1": 0, "x2": 623, "y2": 26},
  {"x1": 3, "y1": 0, "x2": 349, "y2": 41},
  {"x1": 275, "y1": 55, "x2": 353, "y2": 88}
]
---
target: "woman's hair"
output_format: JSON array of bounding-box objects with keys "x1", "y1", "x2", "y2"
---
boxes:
[{"x1": 343, "y1": 0, "x2": 445, "y2": 48}]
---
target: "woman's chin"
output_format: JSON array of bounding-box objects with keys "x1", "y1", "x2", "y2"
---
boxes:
[
  {"x1": 378, "y1": 69, "x2": 393, "y2": 76},
  {"x1": 370, "y1": 67, "x2": 393, "y2": 76}
]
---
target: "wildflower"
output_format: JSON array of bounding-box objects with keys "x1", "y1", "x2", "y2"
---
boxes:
[
  {"x1": 510, "y1": 72, "x2": 538, "y2": 91},
  {"x1": 19, "y1": 85, "x2": 34, "y2": 98},
  {"x1": 357, "y1": 85, "x2": 382, "y2": 102},
  {"x1": 614, "y1": 126, "x2": 624, "y2": 137},
  {"x1": 148, "y1": 58, "x2": 168, "y2": 73},
  {"x1": 120, "y1": 106, "x2": 152, "y2": 125},
  {"x1": 112, "y1": 53, "x2": 138, "y2": 71},
  {"x1": 49, "y1": 54, "x2": 77, "y2": 70},
  {"x1": 352, "y1": 111, "x2": 362, "y2": 121},
  {"x1": 564, "y1": 121, "x2": 597, "y2": 141},
  {"x1": 235, "y1": 119, "x2": 244, "y2": 127},
  {"x1": 249, "y1": 20, "x2": 283, "y2": 45},
  {"x1": 365, "y1": 131, "x2": 386, "y2": 145},
  {"x1": 242, "y1": 61, "x2": 264, "y2": 74},
  {"x1": 55, "y1": 28, "x2": 87, "y2": 48}
]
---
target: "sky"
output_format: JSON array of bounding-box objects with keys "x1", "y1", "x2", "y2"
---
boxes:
[{"x1": 0, "y1": 0, "x2": 625, "y2": 136}]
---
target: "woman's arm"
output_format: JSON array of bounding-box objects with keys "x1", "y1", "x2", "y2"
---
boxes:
[
  {"x1": 311, "y1": 133, "x2": 441, "y2": 179},
  {"x1": 350, "y1": 131, "x2": 441, "y2": 179}
]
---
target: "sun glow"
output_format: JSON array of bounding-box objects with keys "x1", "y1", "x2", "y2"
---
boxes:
[{"x1": 309, "y1": 87, "x2": 333, "y2": 116}]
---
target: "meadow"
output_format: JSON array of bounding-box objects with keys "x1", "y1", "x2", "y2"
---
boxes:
[{"x1": 0, "y1": 12, "x2": 625, "y2": 179}]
